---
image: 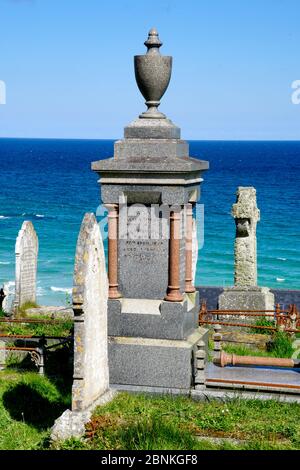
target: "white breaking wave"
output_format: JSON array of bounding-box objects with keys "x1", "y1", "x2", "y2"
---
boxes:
[
  {"x1": 36, "y1": 214, "x2": 45, "y2": 218},
  {"x1": 37, "y1": 286, "x2": 46, "y2": 296},
  {"x1": 276, "y1": 278, "x2": 285, "y2": 282},
  {"x1": 0, "y1": 261, "x2": 10, "y2": 265},
  {"x1": 0, "y1": 215, "x2": 10, "y2": 220},
  {"x1": 277, "y1": 257, "x2": 287, "y2": 261},
  {"x1": 50, "y1": 286, "x2": 72, "y2": 294}
]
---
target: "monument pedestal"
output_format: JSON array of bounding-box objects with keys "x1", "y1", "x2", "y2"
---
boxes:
[
  {"x1": 109, "y1": 328, "x2": 208, "y2": 391},
  {"x1": 107, "y1": 292, "x2": 208, "y2": 391},
  {"x1": 218, "y1": 286, "x2": 275, "y2": 312},
  {"x1": 92, "y1": 29, "x2": 209, "y2": 392}
]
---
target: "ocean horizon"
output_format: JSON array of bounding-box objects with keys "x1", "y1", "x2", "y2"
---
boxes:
[{"x1": 0, "y1": 138, "x2": 299, "y2": 306}]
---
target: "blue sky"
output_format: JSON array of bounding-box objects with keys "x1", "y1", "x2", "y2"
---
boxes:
[{"x1": 0, "y1": 0, "x2": 299, "y2": 140}]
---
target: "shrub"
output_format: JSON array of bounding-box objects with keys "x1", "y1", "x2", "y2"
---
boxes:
[{"x1": 268, "y1": 331, "x2": 294, "y2": 358}]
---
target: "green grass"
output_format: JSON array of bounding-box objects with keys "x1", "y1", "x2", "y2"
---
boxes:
[
  {"x1": 222, "y1": 331, "x2": 294, "y2": 359},
  {"x1": 267, "y1": 331, "x2": 294, "y2": 358},
  {"x1": 56, "y1": 392, "x2": 300, "y2": 450},
  {"x1": 0, "y1": 316, "x2": 73, "y2": 338},
  {"x1": 0, "y1": 369, "x2": 71, "y2": 450},
  {"x1": 222, "y1": 344, "x2": 272, "y2": 357},
  {"x1": 0, "y1": 370, "x2": 300, "y2": 450}
]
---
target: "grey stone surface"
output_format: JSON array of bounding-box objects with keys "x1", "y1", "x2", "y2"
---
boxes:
[
  {"x1": 108, "y1": 292, "x2": 200, "y2": 340},
  {"x1": 92, "y1": 155, "x2": 209, "y2": 174},
  {"x1": 118, "y1": 208, "x2": 169, "y2": 299},
  {"x1": 206, "y1": 362, "x2": 300, "y2": 394},
  {"x1": 218, "y1": 286, "x2": 275, "y2": 312},
  {"x1": 72, "y1": 213, "x2": 109, "y2": 412},
  {"x1": 108, "y1": 328, "x2": 208, "y2": 390},
  {"x1": 14, "y1": 221, "x2": 38, "y2": 311},
  {"x1": 191, "y1": 388, "x2": 300, "y2": 403},
  {"x1": 124, "y1": 117, "x2": 180, "y2": 139},
  {"x1": 100, "y1": 184, "x2": 201, "y2": 205},
  {"x1": 51, "y1": 389, "x2": 117, "y2": 442},
  {"x1": 26, "y1": 306, "x2": 73, "y2": 319},
  {"x1": 114, "y1": 139, "x2": 189, "y2": 160},
  {"x1": 111, "y1": 384, "x2": 190, "y2": 395},
  {"x1": 117, "y1": 203, "x2": 189, "y2": 299}
]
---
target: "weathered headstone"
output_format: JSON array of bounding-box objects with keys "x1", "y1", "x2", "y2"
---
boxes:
[
  {"x1": 72, "y1": 212, "x2": 109, "y2": 411},
  {"x1": 51, "y1": 213, "x2": 114, "y2": 441},
  {"x1": 219, "y1": 187, "x2": 274, "y2": 312},
  {"x1": 14, "y1": 221, "x2": 38, "y2": 312}
]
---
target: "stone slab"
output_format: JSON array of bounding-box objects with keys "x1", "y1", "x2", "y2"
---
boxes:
[
  {"x1": 108, "y1": 328, "x2": 208, "y2": 389},
  {"x1": 206, "y1": 362, "x2": 300, "y2": 394},
  {"x1": 108, "y1": 292, "x2": 200, "y2": 340},
  {"x1": 92, "y1": 155, "x2": 209, "y2": 174},
  {"x1": 100, "y1": 183, "x2": 201, "y2": 205},
  {"x1": 114, "y1": 139, "x2": 189, "y2": 160},
  {"x1": 124, "y1": 117, "x2": 181, "y2": 139},
  {"x1": 191, "y1": 389, "x2": 300, "y2": 403},
  {"x1": 218, "y1": 286, "x2": 275, "y2": 314}
]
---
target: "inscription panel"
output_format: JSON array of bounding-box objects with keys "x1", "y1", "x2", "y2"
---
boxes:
[{"x1": 119, "y1": 207, "x2": 169, "y2": 299}]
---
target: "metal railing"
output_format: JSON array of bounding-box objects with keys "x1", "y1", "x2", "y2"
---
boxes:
[
  {"x1": 0, "y1": 316, "x2": 73, "y2": 374},
  {"x1": 198, "y1": 301, "x2": 300, "y2": 333}
]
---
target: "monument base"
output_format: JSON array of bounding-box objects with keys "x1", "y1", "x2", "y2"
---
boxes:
[
  {"x1": 218, "y1": 286, "x2": 275, "y2": 315},
  {"x1": 108, "y1": 328, "x2": 208, "y2": 390}
]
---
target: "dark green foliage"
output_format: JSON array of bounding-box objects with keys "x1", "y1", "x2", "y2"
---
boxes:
[
  {"x1": 267, "y1": 331, "x2": 294, "y2": 358},
  {"x1": 250, "y1": 318, "x2": 275, "y2": 335}
]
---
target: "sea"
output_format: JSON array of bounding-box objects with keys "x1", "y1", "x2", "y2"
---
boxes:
[{"x1": 0, "y1": 138, "x2": 299, "y2": 306}]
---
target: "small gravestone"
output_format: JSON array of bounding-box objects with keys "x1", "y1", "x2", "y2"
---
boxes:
[
  {"x1": 219, "y1": 187, "x2": 274, "y2": 312},
  {"x1": 72, "y1": 212, "x2": 109, "y2": 411},
  {"x1": 13, "y1": 221, "x2": 38, "y2": 312},
  {"x1": 51, "y1": 213, "x2": 114, "y2": 441}
]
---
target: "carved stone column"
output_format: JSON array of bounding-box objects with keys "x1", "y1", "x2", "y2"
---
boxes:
[
  {"x1": 106, "y1": 204, "x2": 122, "y2": 299},
  {"x1": 185, "y1": 203, "x2": 196, "y2": 293},
  {"x1": 165, "y1": 209, "x2": 184, "y2": 302}
]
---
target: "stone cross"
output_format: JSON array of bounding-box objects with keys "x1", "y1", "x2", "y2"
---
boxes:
[
  {"x1": 14, "y1": 221, "x2": 38, "y2": 312},
  {"x1": 232, "y1": 187, "x2": 260, "y2": 287},
  {"x1": 71, "y1": 213, "x2": 109, "y2": 412}
]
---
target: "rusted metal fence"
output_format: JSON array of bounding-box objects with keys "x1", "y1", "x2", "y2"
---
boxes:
[
  {"x1": 198, "y1": 301, "x2": 300, "y2": 334},
  {"x1": 0, "y1": 316, "x2": 73, "y2": 374}
]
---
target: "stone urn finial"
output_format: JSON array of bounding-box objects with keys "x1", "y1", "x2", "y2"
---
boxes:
[{"x1": 134, "y1": 28, "x2": 172, "y2": 119}]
